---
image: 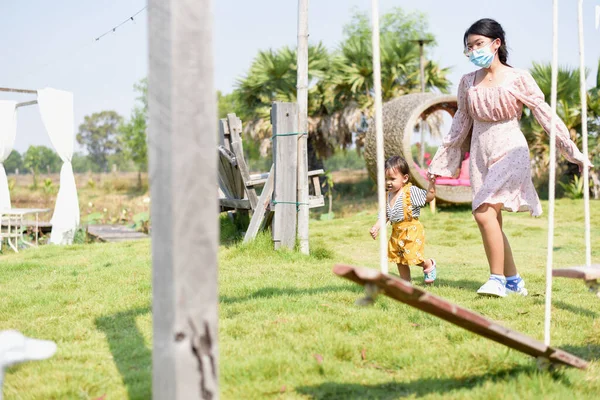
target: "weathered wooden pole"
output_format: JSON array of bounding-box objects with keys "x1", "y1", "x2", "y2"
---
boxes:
[
  {"x1": 296, "y1": 0, "x2": 310, "y2": 254},
  {"x1": 271, "y1": 102, "x2": 299, "y2": 250},
  {"x1": 148, "y1": 0, "x2": 219, "y2": 398}
]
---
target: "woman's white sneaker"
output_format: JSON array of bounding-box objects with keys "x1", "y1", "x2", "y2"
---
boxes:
[{"x1": 477, "y1": 278, "x2": 507, "y2": 297}]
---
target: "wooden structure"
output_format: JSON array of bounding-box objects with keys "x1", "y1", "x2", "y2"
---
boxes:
[
  {"x1": 218, "y1": 111, "x2": 324, "y2": 245},
  {"x1": 148, "y1": 0, "x2": 219, "y2": 398},
  {"x1": 363, "y1": 93, "x2": 472, "y2": 204},
  {"x1": 333, "y1": 264, "x2": 588, "y2": 369},
  {"x1": 0, "y1": 208, "x2": 51, "y2": 252},
  {"x1": 86, "y1": 224, "x2": 148, "y2": 243},
  {"x1": 553, "y1": 266, "x2": 600, "y2": 298}
]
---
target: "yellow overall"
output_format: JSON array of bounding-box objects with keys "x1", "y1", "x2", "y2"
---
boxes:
[{"x1": 388, "y1": 184, "x2": 426, "y2": 265}]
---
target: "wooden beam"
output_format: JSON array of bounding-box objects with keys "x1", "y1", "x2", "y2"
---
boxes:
[
  {"x1": 552, "y1": 265, "x2": 600, "y2": 280},
  {"x1": 244, "y1": 164, "x2": 275, "y2": 242},
  {"x1": 0, "y1": 87, "x2": 37, "y2": 94},
  {"x1": 148, "y1": 0, "x2": 219, "y2": 398},
  {"x1": 334, "y1": 264, "x2": 588, "y2": 369},
  {"x1": 219, "y1": 198, "x2": 251, "y2": 210}
]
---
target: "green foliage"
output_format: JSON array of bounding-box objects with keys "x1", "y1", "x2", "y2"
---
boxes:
[
  {"x1": 234, "y1": 7, "x2": 451, "y2": 158},
  {"x1": 558, "y1": 175, "x2": 585, "y2": 199},
  {"x1": 77, "y1": 110, "x2": 124, "y2": 172},
  {"x1": 217, "y1": 90, "x2": 241, "y2": 118},
  {"x1": 4, "y1": 150, "x2": 25, "y2": 174},
  {"x1": 24, "y1": 145, "x2": 61, "y2": 187},
  {"x1": 323, "y1": 150, "x2": 365, "y2": 171},
  {"x1": 86, "y1": 212, "x2": 104, "y2": 224},
  {"x1": 43, "y1": 178, "x2": 55, "y2": 194},
  {"x1": 71, "y1": 152, "x2": 100, "y2": 173},
  {"x1": 119, "y1": 79, "x2": 148, "y2": 174},
  {"x1": 132, "y1": 211, "x2": 150, "y2": 234}
]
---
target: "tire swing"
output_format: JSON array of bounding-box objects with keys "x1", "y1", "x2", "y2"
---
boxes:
[{"x1": 363, "y1": 93, "x2": 472, "y2": 204}]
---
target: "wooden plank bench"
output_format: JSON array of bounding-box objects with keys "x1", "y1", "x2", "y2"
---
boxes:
[{"x1": 333, "y1": 264, "x2": 588, "y2": 369}]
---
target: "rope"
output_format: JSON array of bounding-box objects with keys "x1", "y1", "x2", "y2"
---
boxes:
[
  {"x1": 371, "y1": 0, "x2": 388, "y2": 274},
  {"x1": 271, "y1": 132, "x2": 307, "y2": 139},
  {"x1": 578, "y1": 0, "x2": 592, "y2": 267},
  {"x1": 272, "y1": 200, "x2": 309, "y2": 211},
  {"x1": 544, "y1": 0, "x2": 559, "y2": 347}
]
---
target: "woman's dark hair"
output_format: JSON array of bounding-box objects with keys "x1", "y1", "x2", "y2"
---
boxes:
[
  {"x1": 464, "y1": 18, "x2": 510, "y2": 66},
  {"x1": 385, "y1": 156, "x2": 410, "y2": 175}
]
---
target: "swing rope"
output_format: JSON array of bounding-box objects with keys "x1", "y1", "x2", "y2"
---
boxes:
[{"x1": 371, "y1": 0, "x2": 388, "y2": 274}]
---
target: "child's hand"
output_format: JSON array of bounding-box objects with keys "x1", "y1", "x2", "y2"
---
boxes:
[
  {"x1": 369, "y1": 225, "x2": 380, "y2": 240},
  {"x1": 427, "y1": 172, "x2": 437, "y2": 184}
]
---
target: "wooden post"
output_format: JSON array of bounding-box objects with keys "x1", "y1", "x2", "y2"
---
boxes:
[
  {"x1": 148, "y1": 1, "x2": 218, "y2": 399},
  {"x1": 271, "y1": 102, "x2": 298, "y2": 250},
  {"x1": 296, "y1": 0, "x2": 310, "y2": 254}
]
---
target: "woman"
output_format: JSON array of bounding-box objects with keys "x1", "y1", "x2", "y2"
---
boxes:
[{"x1": 428, "y1": 18, "x2": 593, "y2": 297}]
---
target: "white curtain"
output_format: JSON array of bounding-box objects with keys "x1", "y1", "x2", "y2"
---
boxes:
[
  {"x1": 37, "y1": 88, "x2": 79, "y2": 245},
  {"x1": 0, "y1": 101, "x2": 17, "y2": 211}
]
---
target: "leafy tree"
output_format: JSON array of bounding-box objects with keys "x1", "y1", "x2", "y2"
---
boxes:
[
  {"x1": 4, "y1": 150, "x2": 24, "y2": 174},
  {"x1": 24, "y1": 145, "x2": 61, "y2": 187},
  {"x1": 77, "y1": 110, "x2": 123, "y2": 172},
  {"x1": 120, "y1": 79, "x2": 148, "y2": 187},
  {"x1": 217, "y1": 91, "x2": 240, "y2": 119},
  {"x1": 71, "y1": 152, "x2": 99, "y2": 173}
]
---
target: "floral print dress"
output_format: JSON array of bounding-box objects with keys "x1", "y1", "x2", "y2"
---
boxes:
[{"x1": 428, "y1": 68, "x2": 586, "y2": 216}]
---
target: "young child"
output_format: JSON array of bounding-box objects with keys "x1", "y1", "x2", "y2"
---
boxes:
[{"x1": 370, "y1": 156, "x2": 437, "y2": 283}]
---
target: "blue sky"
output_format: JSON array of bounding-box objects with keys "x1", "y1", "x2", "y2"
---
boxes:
[{"x1": 1, "y1": 0, "x2": 599, "y2": 153}]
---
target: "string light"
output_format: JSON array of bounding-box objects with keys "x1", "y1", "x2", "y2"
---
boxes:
[{"x1": 95, "y1": 6, "x2": 147, "y2": 42}]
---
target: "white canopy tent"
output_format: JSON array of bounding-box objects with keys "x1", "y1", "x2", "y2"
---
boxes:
[{"x1": 0, "y1": 87, "x2": 79, "y2": 245}]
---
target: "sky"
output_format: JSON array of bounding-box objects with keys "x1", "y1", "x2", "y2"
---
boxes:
[{"x1": 1, "y1": 0, "x2": 599, "y2": 153}]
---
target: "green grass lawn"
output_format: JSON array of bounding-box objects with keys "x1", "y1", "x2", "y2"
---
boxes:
[{"x1": 1, "y1": 199, "x2": 600, "y2": 399}]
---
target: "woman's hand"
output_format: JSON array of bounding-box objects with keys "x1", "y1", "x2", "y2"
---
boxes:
[{"x1": 578, "y1": 158, "x2": 594, "y2": 174}]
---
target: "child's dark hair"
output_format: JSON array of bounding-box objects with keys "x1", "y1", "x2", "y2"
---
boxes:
[
  {"x1": 385, "y1": 156, "x2": 410, "y2": 175},
  {"x1": 463, "y1": 18, "x2": 510, "y2": 67}
]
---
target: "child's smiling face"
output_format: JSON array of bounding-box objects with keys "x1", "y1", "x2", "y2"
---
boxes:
[{"x1": 385, "y1": 167, "x2": 409, "y2": 193}]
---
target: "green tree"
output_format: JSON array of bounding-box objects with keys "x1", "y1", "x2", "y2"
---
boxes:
[
  {"x1": 77, "y1": 110, "x2": 123, "y2": 172},
  {"x1": 24, "y1": 145, "x2": 61, "y2": 187},
  {"x1": 4, "y1": 150, "x2": 24, "y2": 174},
  {"x1": 120, "y1": 79, "x2": 148, "y2": 187},
  {"x1": 217, "y1": 91, "x2": 240, "y2": 119},
  {"x1": 71, "y1": 152, "x2": 98, "y2": 173}
]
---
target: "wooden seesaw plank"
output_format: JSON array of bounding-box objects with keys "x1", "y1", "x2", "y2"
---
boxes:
[
  {"x1": 552, "y1": 265, "x2": 600, "y2": 280},
  {"x1": 553, "y1": 265, "x2": 600, "y2": 298},
  {"x1": 333, "y1": 264, "x2": 588, "y2": 369}
]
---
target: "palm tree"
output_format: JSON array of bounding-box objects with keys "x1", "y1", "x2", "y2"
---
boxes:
[{"x1": 234, "y1": 9, "x2": 452, "y2": 161}]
